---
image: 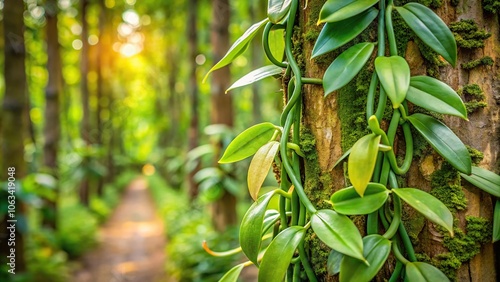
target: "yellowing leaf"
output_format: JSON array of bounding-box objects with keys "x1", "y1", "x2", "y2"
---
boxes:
[
  {"x1": 348, "y1": 134, "x2": 381, "y2": 197},
  {"x1": 248, "y1": 141, "x2": 280, "y2": 200}
]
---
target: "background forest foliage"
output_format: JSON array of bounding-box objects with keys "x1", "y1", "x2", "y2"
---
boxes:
[{"x1": 0, "y1": 0, "x2": 281, "y2": 280}]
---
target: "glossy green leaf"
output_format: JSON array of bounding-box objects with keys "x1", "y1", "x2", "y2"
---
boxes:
[
  {"x1": 493, "y1": 199, "x2": 500, "y2": 242},
  {"x1": 331, "y1": 183, "x2": 389, "y2": 215},
  {"x1": 239, "y1": 191, "x2": 276, "y2": 265},
  {"x1": 323, "y1": 43, "x2": 375, "y2": 96},
  {"x1": 269, "y1": 28, "x2": 285, "y2": 62},
  {"x1": 204, "y1": 18, "x2": 269, "y2": 82},
  {"x1": 218, "y1": 263, "x2": 245, "y2": 282},
  {"x1": 392, "y1": 188, "x2": 454, "y2": 236},
  {"x1": 219, "y1": 122, "x2": 277, "y2": 163},
  {"x1": 226, "y1": 65, "x2": 283, "y2": 93},
  {"x1": 262, "y1": 209, "x2": 280, "y2": 235},
  {"x1": 248, "y1": 141, "x2": 280, "y2": 200},
  {"x1": 396, "y1": 3, "x2": 457, "y2": 66},
  {"x1": 407, "y1": 113, "x2": 471, "y2": 174},
  {"x1": 327, "y1": 249, "x2": 343, "y2": 275},
  {"x1": 348, "y1": 134, "x2": 381, "y2": 197},
  {"x1": 407, "y1": 76, "x2": 467, "y2": 119},
  {"x1": 311, "y1": 209, "x2": 365, "y2": 262},
  {"x1": 460, "y1": 166, "x2": 500, "y2": 197},
  {"x1": 312, "y1": 8, "x2": 378, "y2": 58},
  {"x1": 340, "y1": 235, "x2": 391, "y2": 282},
  {"x1": 375, "y1": 56, "x2": 410, "y2": 109},
  {"x1": 406, "y1": 262, "x2": 450, "y2": 282},
  {"x1": 267, "y1": 0, "x2": 292, "y2": 23},
  {"x1": 318, "y1": 0, "x2": 379, "y2": 23},
  {"x1": 259, "y1": 226, "x2": 306, "y2": 282}
]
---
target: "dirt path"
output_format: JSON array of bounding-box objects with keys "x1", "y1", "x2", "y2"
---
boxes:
[{"x1": 72, "y1": 178, "x2": 167, "y2": 282}]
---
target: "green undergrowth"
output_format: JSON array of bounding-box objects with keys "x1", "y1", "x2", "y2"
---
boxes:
[
  {"x1": 5, "y1": 170, "x2": 138, "y2": 282},
  {"x1": 147, "y1": 174, "x2": 239, "y2": 282}
]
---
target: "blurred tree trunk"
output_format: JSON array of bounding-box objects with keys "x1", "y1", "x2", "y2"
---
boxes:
[
  {"x1": 0, "y1": 0, "x2": 27, "y2": 273},
  {"x1": 295, "y1": 0, "x2": 499, "y2": 280},
  {"x1": 79, "y1": 0, "x2": 91, "y2": 206},
  {"x1": 250, "y1": 1, "x2": 263, "y2": 123},
  {"x1": 210, "y1": 0, "x2": 237, "y2": 232},
  {"x1": 187, "y1": 0, "x2": 200, "y2": 200},
  {"x1": 42, "y1": 0, "x2": 62, "y2": 229},
  {"x1": 95, "y1": 0, "x2": 109, "y2": 196}
]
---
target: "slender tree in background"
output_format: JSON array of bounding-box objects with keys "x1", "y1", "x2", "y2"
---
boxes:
[
  {"x1": 187, "y1": 0, "x2": 200, "y2": 200},
  {"x1": 79, "y1": 0, "x2": 91, "y2": 206},
  {"x1": 0, "y1": 0, "x2": 27, "y2": 273},
  {"x1": 95, "y1": 0, "x2": 108, "y2": 196},
  {"x1": 42, "y1": 0, "x2": 63, "y2": 229},
  {"x1": 250, "y1": 1, "x2": 263, "y2": 123},
  {"x1": 210, "y1": 0, "x2": 236, "y2": 231}
]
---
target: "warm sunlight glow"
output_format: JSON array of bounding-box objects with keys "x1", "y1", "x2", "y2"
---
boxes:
[
  {"x1": 71, "y1": 24, "x2": 82, "y2": 35},
  {"x1": 72, "y1": 39, "x2": 83, "y2": 50},
  {"x1": 119, "y1": 43, "x2": 141, "y2": 57},
  {"x1": 118, "y1": 23, "x2": 134, "y2": 38},
  {"x1": 88, "y1": 35, "x2": 99, "y2": 45},
  {"x1": 142, "y1": 164, "x2": 155, "y2": 176},
  {"x1": 195, "y1": 54, "x2": 206, "y2": 65},
  {"x1": 123, "y1": 10, "x2": 140, "y2": 27}
]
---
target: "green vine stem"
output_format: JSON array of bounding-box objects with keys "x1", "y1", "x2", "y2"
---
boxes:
[
  {"x1": 392, "y1": 242, "x2": 411, "y2": 265},
  {"x1": 281, "y1": 109, "x2": 317, "y2": 214},
  {"x1": 388, "y1": 260, "x2": 404, "y2": 282},
  {"x1": 385, "y1": 0, "x2": 398, "y2": 56},
  {"x1": 383, "y1": 172, "x2": 402, "y2": 239},
  {"x1": 263, "y1": 22, "x2": 288, "y2": 68}
]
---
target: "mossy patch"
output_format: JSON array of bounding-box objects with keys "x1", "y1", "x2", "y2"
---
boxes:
[
  {"x1": 449, "y1": 20, "x2": 491, "y2": 49},
  {"x1": 461, "y1": 56, "x2": 494, "y2": 70},
  {"x1": 338, "y1": 67, "x2": 372, "y2": 152},
  {"x1": 430, "y1": 162, "x2": 467, "y2": 212},
  {"x1": 459, "y1": 84, "x2": 487, "y2": 113},
  {"x1": 482, "y1": 0, "x2": 500, "y2": 13},
  {"x1": 466, "y1": 145, "x2": 484, "y2": 166},
  {"x1": 300, "y1": 128, "x2": 333, "y2": 209},
  {"x1": 300, "y1": 129, "x2": 335, "y2": 278},
  {"x1": 438, "y1": 217, "x2": 492, "y2": 280}
]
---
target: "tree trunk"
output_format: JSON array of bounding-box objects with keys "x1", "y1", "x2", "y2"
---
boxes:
[
  {"x1": 187, "y1": 0, "x2": 200, "y2": 200},
  {"x1": 296, "y1": 0, "x2": 499, "y2": 280},
  {"x1": 79, "y1": 0, "x2": 91, "y2": 206},
  {"x1": 250, "y1": 1, "x2": 263, "y2": 124},
  {"x1": 95, "y1": 0, "x2": 109, "y2": 196},
  {"x1": 1, "y1": 0, "x2": 27, "y2": 273},
  {"x1": 210, "y1": 0, "x2": 237, "y2": 232},
  {"x1": 42, "y1": 0, "x2": 62, "y2": 229}
]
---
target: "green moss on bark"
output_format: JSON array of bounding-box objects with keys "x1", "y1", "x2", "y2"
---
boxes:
[
  {"x1": 483, "y1": 0, "x2": 500, "y2": 13},
  {"x1": 449, "y1": 20, "x2": 491, "y2": 49},
  {"x1": 459, "y1": 84, "x2": 487, "y2": 113},
  {"x1": 461, "y1": 56, "x2": 494, "y2": 70},
  {"x1": 430, "y1": 162, "x2": 467, "y2": 212}
]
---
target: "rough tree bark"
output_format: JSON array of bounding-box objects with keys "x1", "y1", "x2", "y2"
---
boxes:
[
  {"x1": 42, "y1": 0, "x2": 63, "y2": 229},
  {"x1": 294, "y1": 0, "x2": 499, "y2": 280},
  {"x1": 210, "y1": 0, "x2": 237, "y2": 232},
  {"x1": 79, "y1": 0, "x2": 91, "y2": 206},
  {"x1": 0, "y1": 0, "x2": 27, "y2": 273},
  {"x1": 187, "y1": 0, "x2": 200, "y2": 200}
]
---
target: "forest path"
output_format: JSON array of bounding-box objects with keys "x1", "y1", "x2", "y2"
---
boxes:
[{"x1": 72, "y1": 178, "x2": 168, "y2": 282}]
